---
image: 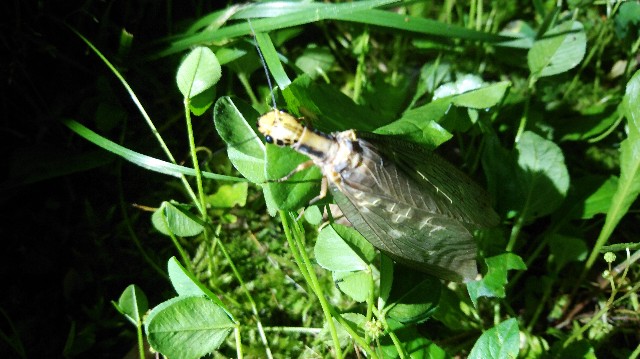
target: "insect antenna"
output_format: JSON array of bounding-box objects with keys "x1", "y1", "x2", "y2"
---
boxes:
[{"x1": 248, "y1": 18, "x2": 278, "y2": 111}]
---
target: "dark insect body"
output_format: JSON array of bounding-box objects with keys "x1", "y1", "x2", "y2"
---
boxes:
[{"x1": 257, "y1": 110, "x2": 499, "y2": 282}]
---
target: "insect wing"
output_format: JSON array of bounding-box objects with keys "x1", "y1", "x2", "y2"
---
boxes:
[
  {"x1": 368, "y1": 134, "x2": 500, "y2": 229},
  {"x1": 330, "y1": 136, "x2": 497, "y2": 282}
]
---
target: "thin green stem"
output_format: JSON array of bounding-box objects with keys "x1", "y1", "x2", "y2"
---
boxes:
[
  {"x1": 71, "y1": 28, "x2": 201, "y2": 209},
  {"x1": 184, "y1": 100, "x2": 207, "y2": 216},
  {"x1": 506, "y1": 211, "x2": 526, "y2": 252},
  {"x1": 235, "y1": 326, "x2": 243, "y2": 359},
  {"x1": 238, "y1": 72, "x2": 260, "y2": 107},
  {"x1": 352, "y1": 29, "x2": 369, "y2": 103},
  {"x1": 564, "y1": 280, "x2": 640, "y2": 347},
  {"x1": 366, "y1": 266, "x2": 376, "y2": 322},
  {"x1": 161, "y1": 210, "x2": 191, "y2": 267},
  {"x1": 216, "y1": 231, "x2": 272, "y2": 359},
  {"x1": 515, "y1": 79, "x2": 533, "y2": 143},
  {"x1": 136, "y1": 322, "x2": 145, "y2": 359},
  {"x1": 328, "y1": 306, "x2": 379, "y2": 359},
  {"x1": 373, "y1": 307, "x2": 407, "y2": 359},
  {"x1": 279, "y1": 211, "x2": 343, "y2": 358},
  {"x1": 117, "y1": 160, "x2": 168, "y2": 279},
  {"x1": 526, "y1": 276, "x2": 553, "y2": 332},
  {"x1": 630, "y1": 342, "x2": 640, "y2": 359}
]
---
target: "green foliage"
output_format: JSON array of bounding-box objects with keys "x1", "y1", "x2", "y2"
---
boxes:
[
  {"x1": 10, "y1": 0, "x2": 640, "y2": 358},
  {"x1": 468, "y1": 318, "x2": 520, "y2": 359}
]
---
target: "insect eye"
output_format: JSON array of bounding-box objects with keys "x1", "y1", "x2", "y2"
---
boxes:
[{"x1": 265, "y1": 135, "x2": 274, "y2": 144}]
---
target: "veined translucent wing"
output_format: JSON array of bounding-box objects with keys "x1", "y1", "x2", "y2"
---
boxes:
[
  {"x1": 329, "y1": 133, "x2": 499, "y2": 282},
  {"x1": 360, "y1": 132, "x2": 499, "y2": 229}
]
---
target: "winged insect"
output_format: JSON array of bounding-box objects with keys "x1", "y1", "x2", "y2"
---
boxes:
[{"x1": 257, "y1": 110, "x2": 499, "y2": 282}]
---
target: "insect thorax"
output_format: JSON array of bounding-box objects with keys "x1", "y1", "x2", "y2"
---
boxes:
[{"x1": 295, "y1": 129, "x2": 364, "y2": 189}]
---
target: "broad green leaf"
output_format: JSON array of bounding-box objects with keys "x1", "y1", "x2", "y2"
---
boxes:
[
  {"x1": 295, "y1": 45, "x2": 335, "y2": 80},
  {"x1": 303, "y1": 205, "x2": 324, "y2": 225},
  {"x1": 408, "y1": 62, "x2": 452, "y2": 108},
  {"x1": 152, "y1": 201, "x2": 204, "y2": 237},
  {"x1": 381, "y1": 265, "x2": 441, "y2": 324},
  {"x1": 166, "y1": 258, "x2": 233, "y2": 318},
  {"x1": 580, "y1": 176, "x2": 618, "y2": 219},
  {"x1": 264, "y1": 143, "x2": 322, "y2": 210},
  {"x1": 145, "y1": 296, "x2": 234, "y2": 359},
  {"x1": 433, "y1": 74, "x2": 484, "y2": 99},
  {"x1": 315, "y1": 224, "x2": 371, "y2": 271},
  {"x1": 467, "y1": 253, "x2": 526, "y2": 307},
  {"x1": 176, "y1": 47, "x2": 221, "y2": 98},
  {"x1": 361, "y1": 74, "x2": 413, "y2": 121},
  {"x1": 482, "y1": 133, "x2": 520, "y2": 217},
  {"x1": 468, "y1": 318, "x2": 519, "y2": 359},
  {"x1": 623, "y1": 70, "x2": 640, "y2": 131},
  {"x1": 432, "y1": 287, "x2": 477, "y2": 332},
  {"x1": 206, "y1": 182, "x2": 248, "y2": 208},
  {"x1": 333, "y1": 270, "x2": 371, "y2": 302},
  {"x1": 213, "y1": 97, "x2": 266, "y2": 183},
  {"x1": 283, "y1": 76, "x2": 391, "y2": 132},
  {"x1": 528, "y1": 21, "x2": 586, "y2": 78},
  {"x1": 450, "y1": 81, "x2": 511, "y2": 109},
  {"x1": 548, "y1": 235, "x2": 588, "y2": 272},
  {"x1": 375, "y1": 97, "x2": 453, "y2": 148},
  {"x1": 585, "y1": 70, "x2": 640, "y2": 269},
  {"x1": 168, "y1": 258, "x2": 207, "y2": 297},
  {"x1": 614, "y1": 2, "x2": 640, "y2": 40},
  {"x1": 114, "y1": 284, "x2": 148, "y2": 326},
  {"x1": 188, "y1": 87, "x2": 215, "y2": 115},
  {"x1": 376, "y1": 81, "x2": 508, "y2": 147},
  {"x1": 516, "y1": 131, "x2": 570, "y2": 220},
  {"x1": 496, "y1": 20, "x2": 536, "y2": 49},
  {"x1": 334, "y1": 224, "x2": 377, "y2": 262}
]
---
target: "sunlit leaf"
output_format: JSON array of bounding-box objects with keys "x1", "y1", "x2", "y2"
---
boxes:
[
  {"x1": 176, "y1": 47, "x2": 222, "y2": 98},
  {"x1": 145, "y1": 296, "x2": 234, "y2": 359},
  {"x1": 213, "y1": 97, "x2": 266, "y2": 183},
  {"x1": 295, "y1": 45, "x2": 335, "y2": 79},
  {"x1": 528, "y1": 21, "x2": 586, "y2": 78},
  {"x1": 114, "y1": 285, "x2": 148, "y2": 326},
  {"x1": 467, "y1": 253, "x2": 526, "y2": 306},
  {"x1": 333, "y1": 270, "x2": 371, "y2": 302},
  {"x1": 315, "y1": 224, "x2": 371, "y2": 272},
  {"x1": 585, "y1": 70, "x2": 640, "y2": 268},
  {"x1": 614, "y1": 2, "x2": 640, "y2": 40},
  {"x1": 152, "y1": 201, "x2": 204, "y2": 237},
  {"x1": 206, "y1": 182, "x2": 248, "y2": 208},
  {"x1": 580, "y1": 176, "x2": 618, "y2": 219},
  {"x1": 468, "y1": 318, "x2": 519, "y2": 359}
]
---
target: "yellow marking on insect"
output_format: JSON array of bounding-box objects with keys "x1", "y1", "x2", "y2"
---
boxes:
[{"x1": 257, "y1": 110, "x2": 356, "y2": 191}]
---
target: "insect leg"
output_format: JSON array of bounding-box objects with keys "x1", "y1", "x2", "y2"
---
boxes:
[
  {"x1": 272, "y1": 160, "x2": 315, "y2": 183},
  {"x1": 308, "y1": 176, "x2": 328, "y2": 205}
]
